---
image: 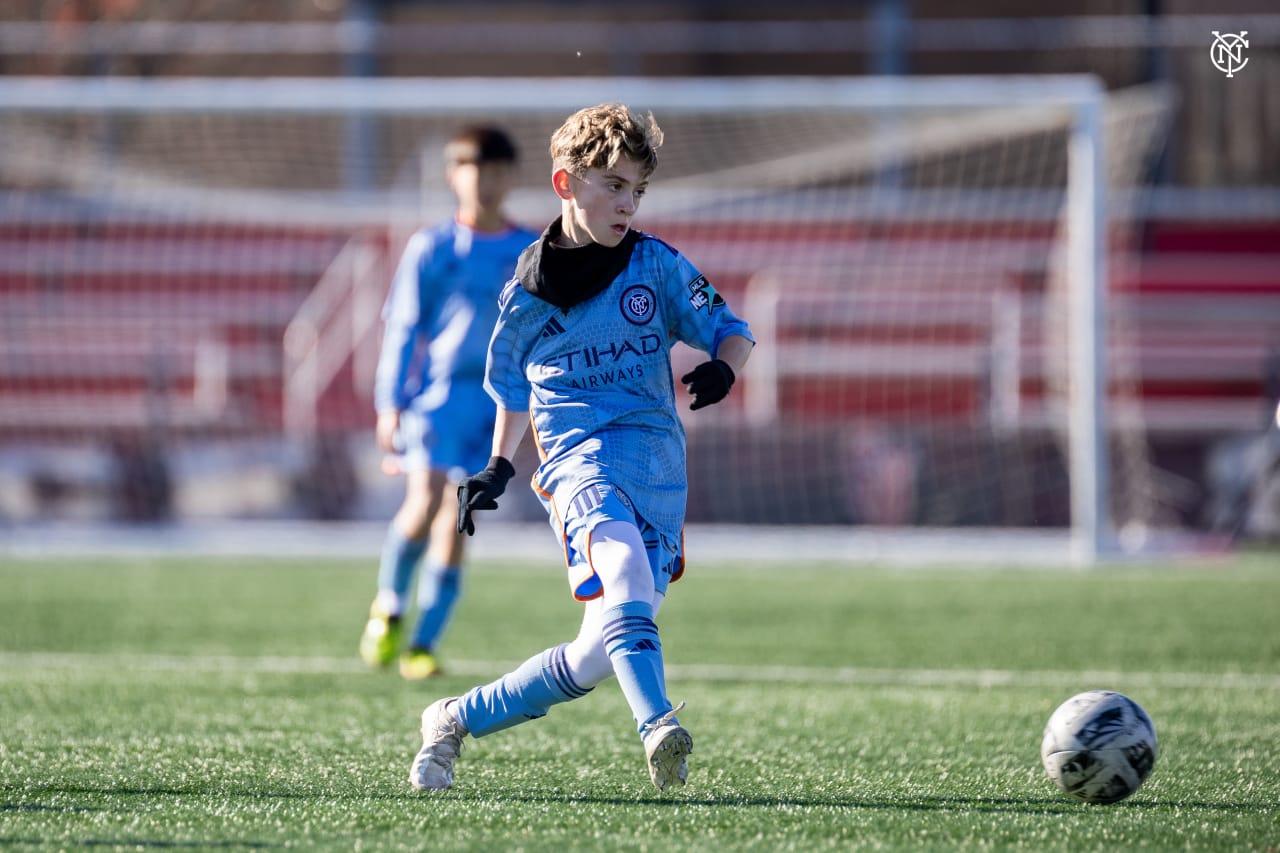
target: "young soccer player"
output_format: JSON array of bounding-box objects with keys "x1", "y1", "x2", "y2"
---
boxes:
[
  {"x1": 360, "y1": 126, "x2": 539, "y2": 680},
  {"x1": 409, "y1": 103, "x2": 754, "y2": 791}
]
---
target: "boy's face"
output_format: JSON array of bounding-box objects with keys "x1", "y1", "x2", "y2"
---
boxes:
[
  {"x1": 447, "y1": 161, "x2": 515, "y2": 221},
  {"x1": 554, "y1": 157, "x2": 648, "y2": 248}
]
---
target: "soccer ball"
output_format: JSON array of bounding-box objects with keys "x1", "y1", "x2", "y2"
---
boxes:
[{"x1": 1040, "y1": 690, "x2": 1157, "y2": 804}]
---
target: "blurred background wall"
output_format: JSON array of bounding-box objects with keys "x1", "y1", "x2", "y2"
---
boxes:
[{"x1": 0, "y1": 1, "x2": 1276, "y2": 548}]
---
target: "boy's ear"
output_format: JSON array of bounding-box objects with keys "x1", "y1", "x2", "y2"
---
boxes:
[{"x1": 551, "y1": 168, "x2": 575, "y2": 200}]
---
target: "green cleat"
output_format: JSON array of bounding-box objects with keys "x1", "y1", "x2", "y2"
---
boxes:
[
  {"x1": 359, "y1": 603, "x2": 401, "y2": 669},
  {"x1": 399, "y1": 647, "x2": 443, "y2": 680}
]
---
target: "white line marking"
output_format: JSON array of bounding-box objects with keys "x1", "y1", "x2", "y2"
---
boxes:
[{"x1": 1, "y1": 651, "x2": 1277, "y2": 690}]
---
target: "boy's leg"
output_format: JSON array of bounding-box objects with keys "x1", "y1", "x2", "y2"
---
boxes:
[
  {"x1": 401, "y1": 388, "x2": 493, "y2": 677},
  {"x1": 402, "y1": 473, "x2": 466, "y2": 678},
  {"x1": 411, "y1": 600, "x2": 620, "y2": 791},
  {"x1": 587, "y1": 519, "x2": 691, "y2": 790},
  {"x1": 410, "y1": 589, "x2": 674, "y2": 791},
  {"x1": 451, "y1": 641, "x2": 594, "y2": 738},
  {"x1": 562, "y1": 592, "x2": 666, "y2": 683},
  {"x1": 375, "y1": 520, "x2": 426, "y2": 613},
  {"x1": 412, "y1": 490, "x2": 689, "y2": 791},
  {"x1": 361, "y1": 468, "x2": 432, "y2": 668},
  {"x1": 400, "y1": 559, "x2": 456, "y2": 678},
  {"x1": 590, "y1": 520, "x2": 673, "y2": 731}
]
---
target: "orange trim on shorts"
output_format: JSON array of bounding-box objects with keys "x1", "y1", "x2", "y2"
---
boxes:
[
  {"x1": 529, "y1": 410, "x2": 547, "y2": 464},
  {"x1": 529, "y1": 414, "x2": 602, "y2": 599},
  {"x1": 572, "y1": 525, "x2": 603, "y2": 602},
  {"x1": 533, "y1": 479, "x2": 575, "y2": 577},
  {"x1": 672, "y1": 527, "x2": 686, "y2": 584}
]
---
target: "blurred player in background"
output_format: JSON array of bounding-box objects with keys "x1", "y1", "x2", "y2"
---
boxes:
[
  {"x1": 409, "y1": 103, "x2": 754, "y2": 791},
  {"x1": 360, "y1": 126, "x2": 539, "y2": 680}
]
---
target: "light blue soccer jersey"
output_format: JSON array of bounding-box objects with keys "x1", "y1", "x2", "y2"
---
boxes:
[
  {"x1": 374, "y1": 219, "x2": 537, "y2": 474},
  {"x1": 485, "y1": 232, "x2": 753, "y2": 548},
  {"x1": 375, "y1": 219, "x2": 538, "y2": 416}
]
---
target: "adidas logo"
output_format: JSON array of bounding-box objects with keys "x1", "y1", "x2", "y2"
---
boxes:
[
  {"x1": 540, "y1": 316, "x2": 566, "y2": 338},
  {"x1": 633, "y1": 639, "x2": 659, "y2": 652}
]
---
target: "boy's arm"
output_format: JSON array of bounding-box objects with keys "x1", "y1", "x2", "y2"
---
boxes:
[
  {"x1": 681, "y1": 333, "x2": 754, "y2": 411},
  {"x1": 490, "y1": 406, "x2": 530, "y2": 461},
  {"x1": 373, "y1": 233, "x2": 434, "y2": 444},
  {"x1": 375, "y1": 410, "x2": 401, "y2": 455},
  {"x1": 456, "y1": 406, "x2": 529, "y2": 536},
  {"x1": 714, "y1": 334, "x2": 754, "y2": 375}
]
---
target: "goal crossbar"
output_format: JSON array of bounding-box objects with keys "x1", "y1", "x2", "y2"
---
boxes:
[{"x1": 0, "y1": 74, "x2": 1103, "y2": 115}]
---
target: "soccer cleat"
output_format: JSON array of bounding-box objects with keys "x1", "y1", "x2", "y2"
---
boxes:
[
  {"x1": 410, "y1": 697, "x2": 468, "y2": 791},
  {"x1": 359, "y1": 603, "x2": 402, "y2": 669},
  {"x1": 399, "y1": 647, "x2": 442, "y2": 680},
  {"x1": 641, "y1": 701, "x2": 692, "y2": 791}
]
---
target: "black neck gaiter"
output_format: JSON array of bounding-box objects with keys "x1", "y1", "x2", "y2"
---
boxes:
[{"x1": 515, "y1": 216, "x2": 640, "y2": 310}]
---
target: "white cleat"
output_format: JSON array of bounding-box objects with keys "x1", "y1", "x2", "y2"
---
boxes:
[
  {"x1": 410, "y1": 697, "x2": 468, "y2": 791},
  {"x1": 641, "y1": 701, "x2": 692, "y2": 791}
]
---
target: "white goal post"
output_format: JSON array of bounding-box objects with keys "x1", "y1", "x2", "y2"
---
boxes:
[{"x1": 0, "y1": 75, "x2": 1171, "y2": 563}]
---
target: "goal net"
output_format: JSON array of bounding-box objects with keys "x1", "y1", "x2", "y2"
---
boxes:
[{"x1": 0, "y1": 76, "x2": 1172, "y2": 561}]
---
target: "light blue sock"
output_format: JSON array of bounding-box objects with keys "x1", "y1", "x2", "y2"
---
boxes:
[
  {"x1": 601, "y1": 600, "x2": 672, "y2": 733},
  {"x1": 454, "y1": 643, "x2": 591, "y2": 738},
  {"x1": 376, "y1": 523, "x2": 426, "y2": 609},
  {"x1": 410, "y1": 563, "x2": 461, "y2": 651}
]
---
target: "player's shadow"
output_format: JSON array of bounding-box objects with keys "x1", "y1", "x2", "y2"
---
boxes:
[
  {"x1": 2, "y1": 788, "x2": 286, "y2": 850},
  {"x1": 464, "y1": 791, "x2": 1266, "y2": 816},
  {"x1": 2, "y1": 802, "x2": 100, "y2": 814},
  {"x1": 9, "y1": 781, "x2": 1263, "y2": 819},
  {"x1": 0, "y1": 839, "x2": 276, "y2": 850}
]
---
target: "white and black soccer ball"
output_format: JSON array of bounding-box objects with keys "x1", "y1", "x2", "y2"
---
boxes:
[{"x1": 1041, "y1": 690, "x2": 1157, "y2": 804}]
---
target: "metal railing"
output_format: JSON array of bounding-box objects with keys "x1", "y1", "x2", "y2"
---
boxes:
[{"x1": 282, "y1": 236, "x2": 384, "y2": 443}]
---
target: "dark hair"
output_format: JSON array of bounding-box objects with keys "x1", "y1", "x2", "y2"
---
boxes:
[{"x1": 443, "y1": 126, "x2": 519, "y2": 165}]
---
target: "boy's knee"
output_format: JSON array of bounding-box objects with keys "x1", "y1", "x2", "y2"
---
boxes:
[
  {"x1": 588, "y1": 521, "x2": 654, "y2": 601},
  {"x1": 563, "y1": 636, "x2": 613, "y2": 689},
  {"x1": 395, "y1": 504, "x2": 433, "y2": 540}
]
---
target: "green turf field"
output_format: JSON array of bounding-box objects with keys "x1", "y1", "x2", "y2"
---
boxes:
[{"x1": 2, "y1": 552, "x2": 1277, "y2": 851}]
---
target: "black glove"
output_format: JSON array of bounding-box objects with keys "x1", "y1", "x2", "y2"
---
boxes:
[
  {"x1": 680, "y1": 359, "x2": 735, "y2": 411},
  {"x1": 456, "y1": 455, "x2": 516, "y2": 536}
]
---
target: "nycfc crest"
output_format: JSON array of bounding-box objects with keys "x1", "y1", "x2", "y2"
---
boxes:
[
  {"x1": 1211, "y1": 31, "x2": 1248, "y2": 78},
  {"x1": 620, "y1": 285, "x2": 656, "y2": 325}
]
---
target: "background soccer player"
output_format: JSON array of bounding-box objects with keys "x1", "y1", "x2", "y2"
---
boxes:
[
  {"x1": 360, "y1": 126, "x2": 540, "y2": 680},
  {"x1": 409, "y1": 103, "x2": 754, "y2": 791}
]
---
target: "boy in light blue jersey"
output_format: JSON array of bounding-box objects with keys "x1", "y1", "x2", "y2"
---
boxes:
[
  {"x1": 361, "y1": 126, "x2": 539, "y2": 680},
  {"x1": 409, "y1": 104, "x2": 754, "y2": 792}
]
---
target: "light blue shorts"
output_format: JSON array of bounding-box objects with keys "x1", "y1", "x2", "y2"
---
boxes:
[
  {"x1": 545, "y1": 481, "x2": 684, "y2": 601},
  {"x1": 395, "y1": 381, "x2": 494, "y2": 480}
]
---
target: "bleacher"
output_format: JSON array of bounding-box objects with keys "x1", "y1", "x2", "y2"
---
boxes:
[
  {"x1": 0, "y1": 222, "x2": 349, "y2": 442},
  {"x1": 1, "y1": 208, "x2": 1275, "y2": 525},
  {"x1": 3, "y1": 216, "x2": 1276, "y2": 442},
  {"x1": 714, "y1": 217, "x2": 1280, "y2": 437},
  {"x1": 1119, "y1": 230, "x2": 1280, "y2": 435}
]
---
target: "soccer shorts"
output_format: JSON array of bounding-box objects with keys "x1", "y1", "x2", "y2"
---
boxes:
[
  {"x1": 546, "y1": 481, "x2": 685, "y2": 601},
  {"x1": 396, "y1": 380, "x2": 494, "y2": 480}
]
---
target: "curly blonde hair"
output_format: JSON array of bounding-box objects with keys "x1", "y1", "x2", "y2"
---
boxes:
[{"x1": 549, "y1": 103, "x2": 664, "y2": 179}]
